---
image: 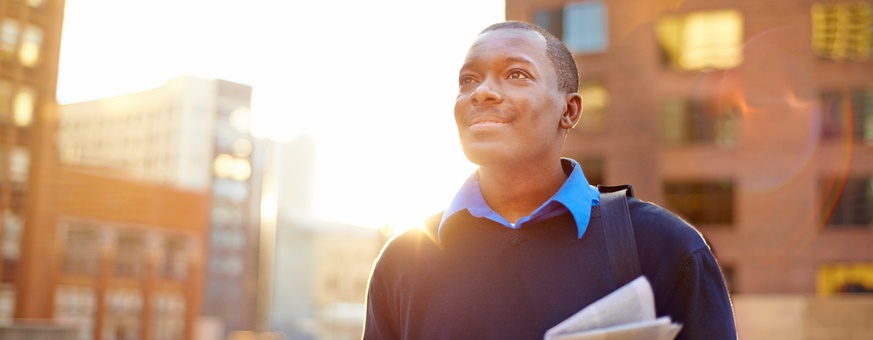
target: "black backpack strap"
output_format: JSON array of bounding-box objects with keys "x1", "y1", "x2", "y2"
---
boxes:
[{"x1": 598, "y1": 185, "x2": 642, "y2": 288}]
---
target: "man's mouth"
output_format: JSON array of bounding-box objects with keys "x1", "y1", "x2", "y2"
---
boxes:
[{"x1": 469, "y1": 116, "x2": 512, "y2": 129}]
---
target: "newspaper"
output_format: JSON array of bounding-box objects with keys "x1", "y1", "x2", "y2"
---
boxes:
[{"x1": 544, "y1": 276, "x2": 682, "y2": 340}]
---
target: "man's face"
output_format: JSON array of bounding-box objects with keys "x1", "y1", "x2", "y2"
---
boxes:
[{"x1": 454, "y1": 29, "x2": 568, "y2": 167}]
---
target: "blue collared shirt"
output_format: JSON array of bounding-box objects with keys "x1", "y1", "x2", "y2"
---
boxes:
[{"x1": 438, "y1": 158, "x2": 601, "y2": 241}]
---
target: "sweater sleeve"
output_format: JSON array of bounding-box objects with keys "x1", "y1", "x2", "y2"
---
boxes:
[{"x1": 668, "y1": 247, "x2": 737, "y2": 340}]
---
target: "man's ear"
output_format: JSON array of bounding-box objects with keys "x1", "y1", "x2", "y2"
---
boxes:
[{"x1": 560, "y1": 93, "x2": 582, "y2": 129}]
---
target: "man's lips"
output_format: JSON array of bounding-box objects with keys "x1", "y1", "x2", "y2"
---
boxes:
[{"x1": 468, "y1": 115, "x2": 512, "y2": 128}]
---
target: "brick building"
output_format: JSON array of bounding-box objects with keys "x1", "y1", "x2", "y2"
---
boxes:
[{"x1": 505, "y1": 0, "x2": 873, "y2": 294}]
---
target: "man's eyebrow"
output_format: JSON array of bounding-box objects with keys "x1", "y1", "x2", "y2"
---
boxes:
[{"x1": 460, "y1": 56, "x2": 535, "y2": 71}]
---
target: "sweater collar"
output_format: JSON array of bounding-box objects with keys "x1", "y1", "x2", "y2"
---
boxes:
[{"x1": 438, "y1": 158, "x2": 600, "y2": 242}]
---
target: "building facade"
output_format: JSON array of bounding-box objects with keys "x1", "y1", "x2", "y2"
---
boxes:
[
  {"x1": 0, "y1": 0, "x2": 65, "y2": 322},
  {"x1": 505, "y1": 0, "x2": 873, "y2": 294},
  {"x1": 59, "y1": 76, "x2": 264, "y2": 335}
]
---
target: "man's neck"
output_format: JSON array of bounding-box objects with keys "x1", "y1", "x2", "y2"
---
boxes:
[{"x1": 477, "y1": 160, "x2": 567, "y2": 224}]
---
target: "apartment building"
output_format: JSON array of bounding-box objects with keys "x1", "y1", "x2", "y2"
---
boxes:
[{"x1": 505, "y1": 0, "x2": 873, "y2": 294}]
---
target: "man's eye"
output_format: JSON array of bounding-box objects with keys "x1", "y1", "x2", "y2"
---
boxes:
[
  {"x1": 459, "y1": 77, "x2": 476, "y2": 85},
  {"x1": 508, "y1": 71, "x2": 528, "y2": 79}
]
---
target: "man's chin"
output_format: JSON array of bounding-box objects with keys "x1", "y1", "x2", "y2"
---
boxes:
[{"x1": 461, "y1": 146, "x2": 509, "y2": 167}]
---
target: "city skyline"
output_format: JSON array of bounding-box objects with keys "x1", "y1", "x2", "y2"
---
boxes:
[{"x1": 56, "y1": 0, "x2": 504, "y2": 230}]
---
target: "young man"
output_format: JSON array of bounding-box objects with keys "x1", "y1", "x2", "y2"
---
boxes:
[{"x1": 363, "y1": 21, "x2": 736, "y2": 339}]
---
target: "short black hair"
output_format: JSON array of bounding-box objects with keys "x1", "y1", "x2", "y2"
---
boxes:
[{"x1": 479, "y1": 21, "x2": 579, "y2": 94}]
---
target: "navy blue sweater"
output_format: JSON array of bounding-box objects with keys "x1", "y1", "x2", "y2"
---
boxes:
[{"x1": 364, "y1": 198, "x2": 736, "y2": 339}]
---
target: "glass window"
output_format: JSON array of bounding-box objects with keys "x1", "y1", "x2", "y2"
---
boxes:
[
  {"x1": 656, "y1": 9, "x2": 743, "y2": 70},
  {"x1": 578, "y1": 83, "x2": 608, "y2": 132},
  {"x1": 160, "y1": 236, "x2": 189, "y2": 280},
  {"x1": 0, "y1": 287, "x2": 14, "y2": 320},
  {"x1": 103, "y1": 288, "x2": 142, "y2": 340},
  {"x1": 578, "y1": 158, "x2": 604, "y2": 186},
  {"x1": 664, "y1": 180, "x2": 735, "y2": 226},
  {"x1": 152, "y1": 291, "x2": 185, "y2": 340},
  {"x1": 114, "y1": 231, "x2": 146, "y2": 277},
  {"x1": 661, "y1": 97, "x2": 739, "y2": 147},
  {"x1": 63, "y1": 224, "x2": 101, "y2": 275},
  {"x1": 9, "y1": 147, "x2": 30, "y2": 187},
  {"x1": 2, "y1": 211, "x2": 23, "y2": 262},
  {"x1": 26, "y1": 0, "x2": 46, "y2": 8},
  {"x1": 19, "y1": 25, "x2": 42, "y2": 67},
  {"x1": 534, "y1": 9, "x2": 564, "y2": 40},
  {"x1": 817, "y1": 263, "x2": 873, "y2": 296},
  {"x1": 812, "y1": 2, "x2": 873, "y2": 61},
  {"x1": 0, "y1": 20, "x2": 19, "y2": 59},
  {"x1": 13, "y1": 87, "x2": 36, "y2": 127},
  {"x1": 821, "y1": 176, "x2": 873, "y2": 227},
  {"x1": 819, "y1": 88, "x2": 873, "y2": 144},
  {"x1": 54, "y1": 285, "x2": 96, "y2": 339},
  {"x1": 563, "y1": 1, "x2": 608, "y2": 54}
]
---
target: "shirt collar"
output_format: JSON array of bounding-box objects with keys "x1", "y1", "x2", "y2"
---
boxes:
[{"x1": 438, "y1": 158, "x2": 600, "y2": 241}]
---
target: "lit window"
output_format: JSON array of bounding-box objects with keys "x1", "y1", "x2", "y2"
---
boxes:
[
  {"x1": 19, "y1": 25, "x2": 42, "y2": 67},
  {"x1": 213, "y1": 154, "x2": 251, "y2": 181},
  {"x1": 656, "y1": 9, "x2": 743, "y2": 70},
  {"x1": 0, "y1": 20, "x2": 18, "y2": 59},
  {"x1": 817, "y1": 263, "x2": 873, "y2": 296},
  {"x1": 578, "y1": 83, "x2": 608, "y2": 132},
  {"x1": 812, "y1": 2, "x2": 873, "y2": 61},
  {"x1": 821, "y1": 176, "x2": 873, "y2": 227},
  {"x1": 819, "y1": 88, "x2": 873, "y2": 144},
  {"x1": 229, "y1": 107, "x2": 251, "y2": 133},
  {"x1": 26, "y1": 0, "x2": 45, "y2": 8},
  {"x1": 661, "y1": 97, "x2": 739, "y2": 147},
  {"x1": 664, "y1": 180, "x2": 735, "y2": 226},
  {"x1": 563, "y1": 1, "x2": 608, "y2": 53},
  {"x1": 13, "y1": 87, "x2": 35, "y2": 127}
]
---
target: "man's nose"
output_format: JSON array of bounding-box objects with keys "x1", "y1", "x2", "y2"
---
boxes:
[{"x1": 471, "y1": 79, "x2": 502, "y2": 105}]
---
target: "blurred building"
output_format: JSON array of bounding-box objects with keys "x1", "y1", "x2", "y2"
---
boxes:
[
  {"x1": 59, "y1": 76, "x2": 265, "y2": 336},
  {"x1": 265, "y1": 137, "x2": 384, "y2": 340},
  {"x1": 0, "y1": 0, "x2": 65, "y2": 323},
  {"x1": 507, "y1": 0, "x2": 873, "y2": 336}
]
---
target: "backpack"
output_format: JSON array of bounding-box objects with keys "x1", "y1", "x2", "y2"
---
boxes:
[{"x1": 597, "y1": 185, "x2": 642, "y2": 288}]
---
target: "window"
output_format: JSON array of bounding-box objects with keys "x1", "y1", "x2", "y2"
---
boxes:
[
  {"x1": 19, "y1": 25, "x2": 42, "y2": 67},
  {"x1": 656, "y1": 9, "x2": 743, "y2": 70},
  {"x1": 13, "y1": 87, "x2": 35, "y2": 127},
  {"x1": 152, "y1": 292, "x2": 185, "y2": 340},
  {"x1": 563, "y1": 1, "x2": 608, "y2": 53},
  {"x1": 664, "y1": 180, "x2": 735, "y2": 226},
  {"x1": 0, "y1": 20, "x2": 19, "y2": 59},
  {"x1": 661, "y1": 97, "x2": 739, "y2": 147},
  {"x1": 578, "y1": 83, "x2": 608, "y2": 132},
  {"x1": 535, "y1": 1, "x2": 608, "y2": 54},
  {"x1": 160, "y1": 237, "x2": 189, "y2": 280},
  {"x1": 534, "y1": 9, "x2": 563, "y2": 40},
  {"x1": 103, "y1": 288, "x2": 142, "y2": 340},
  {"x1": 819, "y1": 88, "x2": 873, "y2": 144},
  {"x1": 63, "y1": 225, "x2": 101, "y2": 275},
  {"x1": 578, "y1": 158, "x2": 604, "y2": 186},
  {"x1": 114, "y1": 231, "x2": 146, "y2": 277},
  {"x1": 817, "y1": 263, "x2": 873, "y2": 296},
  {"x1": 54, "y1": 285, "x2": 96, "y2": 339},
  {"x1": 821, "y1": 176, "x2": 873, "y2": 227},
  {"x1": 8, "y1": 147, "x2": 30, "y2": 188},
  {"x1": 812, "y1": 2, "x2": 873, "y2": 61}
]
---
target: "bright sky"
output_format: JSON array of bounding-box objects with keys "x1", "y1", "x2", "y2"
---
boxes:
[{"x1": 57, "y1": 0, "x2": 505, "y2": 230}]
